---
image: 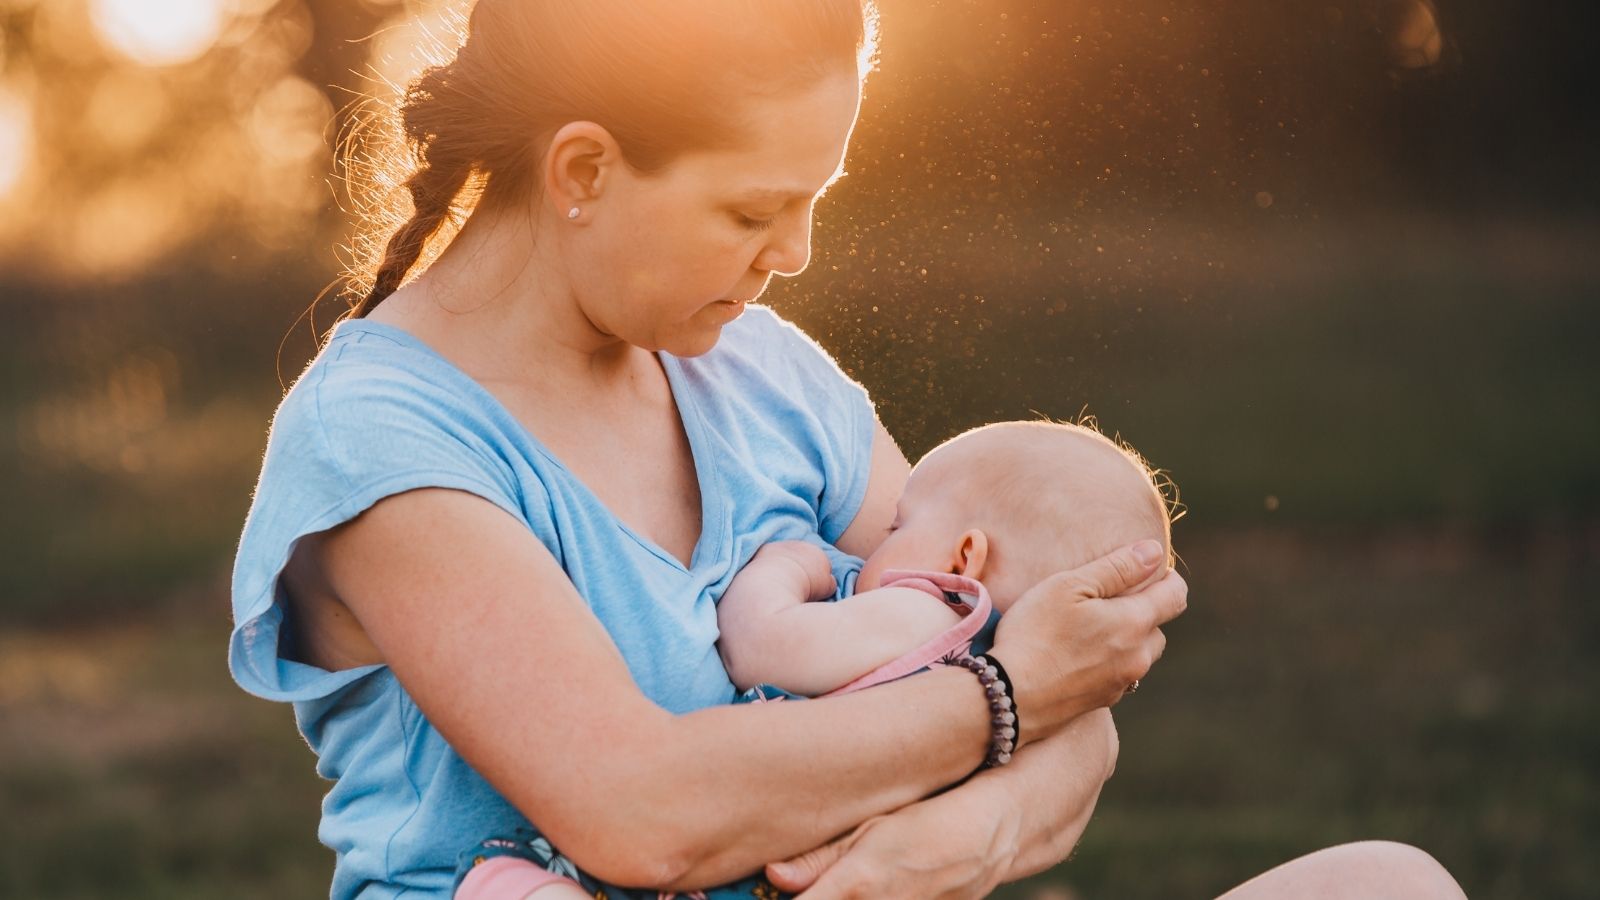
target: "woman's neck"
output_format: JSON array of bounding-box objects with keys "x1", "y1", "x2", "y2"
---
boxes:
[{"x1": 368, "y1": 204, "x2": 642, "y2": 391}]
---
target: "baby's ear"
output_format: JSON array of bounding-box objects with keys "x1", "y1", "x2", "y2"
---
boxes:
[{"x1": 952, "y1": 529, "x2": 990, "y2": 580}]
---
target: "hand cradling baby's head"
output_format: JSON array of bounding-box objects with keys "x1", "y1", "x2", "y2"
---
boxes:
[{"x1": 857, "y1": 420, "x2": 1176, "y2": 608}]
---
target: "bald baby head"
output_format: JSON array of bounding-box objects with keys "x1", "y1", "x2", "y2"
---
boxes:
[{"x1": 903, "y1": 420, "x2": 1174, "y2": 607}]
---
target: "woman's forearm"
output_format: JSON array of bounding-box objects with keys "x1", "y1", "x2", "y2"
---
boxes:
[
  {"x1": 597, "y1": 691, "x2": 1114, "y2": 892},
  {"x1": 561, "y1": 665, "x2": 995, "y2": 889}
]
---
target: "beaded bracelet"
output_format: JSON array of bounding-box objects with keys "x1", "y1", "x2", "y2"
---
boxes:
[{"x1": 949, "y1": 652, "x2": 1019, "y2": 767}]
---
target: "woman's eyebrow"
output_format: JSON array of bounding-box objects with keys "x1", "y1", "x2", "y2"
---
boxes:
[{"x1": 738, "y1": 170, "x2": 849, "y2": 203}]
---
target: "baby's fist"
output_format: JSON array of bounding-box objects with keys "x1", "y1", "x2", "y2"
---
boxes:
[{"x1": 754, "y1": 541, "x2": 838, "y2": 602}]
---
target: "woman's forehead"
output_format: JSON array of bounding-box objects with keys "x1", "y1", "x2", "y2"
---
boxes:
[{"x1": 687, "y1": 72, "x2": 861, "y2": 195}]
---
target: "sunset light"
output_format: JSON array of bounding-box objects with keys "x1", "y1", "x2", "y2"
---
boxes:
[{"x1": 89, "y1": 0, "x2": 227, "y2": 67}]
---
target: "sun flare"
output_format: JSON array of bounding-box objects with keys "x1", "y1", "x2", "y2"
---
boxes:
[
  {"x1": 89, "y1": 0, "x2": 227, "y2": 67},
  {"x1": 0, "y1": 86, "x2": 31, "y2": 200}
]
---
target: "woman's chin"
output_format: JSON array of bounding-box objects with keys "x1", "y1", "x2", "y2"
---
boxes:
[
  {"x1": 665, "y1": 327, "x2": 729, "y2": 358},
  {"x1": 664, "y1": 302, "x2": 746, "y2": 356}
]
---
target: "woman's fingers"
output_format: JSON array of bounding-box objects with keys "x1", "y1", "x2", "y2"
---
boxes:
[
  {"x1": 1131, "y1": 567, "x2": 1189, "y2": 627},
  {"x1": 1107, "y1": 629, "x2": 1167, "y2": 705},
  {"x1": 785, "y1": 808, "x2": 996, "y2": 900},
  {"x1": 1058, "y1": 539, "x2": 1167, "y2": 601},
  {"x1": 766, "y1": 832, "x2": 853, "y2": 893},
  {"x1": 992, "y1": 550, "x2": 1188, "y2": 731}
]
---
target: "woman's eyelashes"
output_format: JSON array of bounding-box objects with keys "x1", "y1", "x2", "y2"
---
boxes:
[{"x1": 736, "y1": 212, "x2": 778, "y2": 232}]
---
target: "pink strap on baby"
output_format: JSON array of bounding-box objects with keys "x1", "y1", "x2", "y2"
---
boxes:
[
  {"x1": 456, "y1": 856, "x2": 578, "y2": 900},
  {"x1": 823, "y1": 569, "x2": 994, "y2": 697}
]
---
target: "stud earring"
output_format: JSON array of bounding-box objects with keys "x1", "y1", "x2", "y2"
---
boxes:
[{"x1": 567, "y1": 207, "x2": 581, "y2": 220}]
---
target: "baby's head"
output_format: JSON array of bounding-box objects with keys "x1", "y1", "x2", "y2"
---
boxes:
[{"x1": 856, "y1": 420, "x2": 1175, "y2": 609}]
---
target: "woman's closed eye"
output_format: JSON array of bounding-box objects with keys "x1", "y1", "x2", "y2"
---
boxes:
[{"x1": 736, "y1": 212, "x2": 777, "y2": 232}]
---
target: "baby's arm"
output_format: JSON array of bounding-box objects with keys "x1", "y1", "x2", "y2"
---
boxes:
[{"x1": 717, "y1": 541, "x2": 962, "y2": 696}]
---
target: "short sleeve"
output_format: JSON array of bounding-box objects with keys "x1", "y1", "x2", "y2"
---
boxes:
[
  {"x1": 228, "y1": 341, "x2": 528, "y2": 703},
  {"x1": 743, "y1": 308, "x2": 878, "y2": 544}
]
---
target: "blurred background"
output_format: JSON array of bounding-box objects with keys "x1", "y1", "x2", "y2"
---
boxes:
[{"x1": 0, "y1": 0, "x2": 1594, "y2": 897}]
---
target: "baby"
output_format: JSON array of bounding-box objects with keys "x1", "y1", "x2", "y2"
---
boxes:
[
  {"x1": 455, "y1": 420, "x2": 1174, "y2": 900},
  {"x1": 717, "y1": 419, "x2": 1175, "y2": 700}
]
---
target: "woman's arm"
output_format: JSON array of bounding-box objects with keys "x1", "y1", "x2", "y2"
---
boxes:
[
  {"x1": 766, "y1": 709, "x2": 1119, "y2": 897},
  {"x1": 832, "y1": 420, "x2": 910, "y2": 560}
]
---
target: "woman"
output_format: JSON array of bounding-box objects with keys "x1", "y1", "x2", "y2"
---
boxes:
[{"x1": 230, "y1": 1, "x2": 1463, "y2": 897}]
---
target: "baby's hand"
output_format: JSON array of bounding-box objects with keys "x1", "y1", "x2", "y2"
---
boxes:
[{"x1": 750, "y1": 541, "x2": 837, "y2": 602}]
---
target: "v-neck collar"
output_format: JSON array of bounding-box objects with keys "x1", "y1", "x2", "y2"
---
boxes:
[{"x1": 333, "y1": 318, "x2": 728, "y2": 574}]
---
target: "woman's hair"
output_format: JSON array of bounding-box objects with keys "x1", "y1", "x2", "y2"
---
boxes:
[{"x1": 338, "y1": 0, "x2": 881, "y2": 319}]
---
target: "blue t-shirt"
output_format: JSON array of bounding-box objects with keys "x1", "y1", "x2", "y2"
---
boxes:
[{"x1": 229, "y1": 306, "x2": 877, "y2": 898}]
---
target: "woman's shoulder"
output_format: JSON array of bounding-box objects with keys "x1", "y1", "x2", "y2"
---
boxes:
[
  {"x1": 232, "y1": 322, "x2": 532, "y2": 703},
  {"x1": 255, "y1": 319, "x2": 529, "y2": 529},
  {"x1": 271, "y1": 319, "x2": 511, "y2": 459},
  {"x1": 281, "y1": 318, "x2": 475, "y2": 411}
]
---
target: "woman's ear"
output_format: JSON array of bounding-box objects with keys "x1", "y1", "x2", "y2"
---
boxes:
[
  {"x1": 952, "y1": 529, "x2": 989, "y2": 580},
  {"x1": 542, "y1": 120, "x2": 621, "y2": 219}
]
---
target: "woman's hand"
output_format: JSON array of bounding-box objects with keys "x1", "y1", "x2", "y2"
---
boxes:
[
  {"x1": 766, "y1": 802, "x2": 1007, "y2": 900},
  {"x1": 765, "y1": 709, "x2": 1119, "y2": 898},
  {"x1": 990, "y1": 540, "x2": 1188, "y2": 744}
]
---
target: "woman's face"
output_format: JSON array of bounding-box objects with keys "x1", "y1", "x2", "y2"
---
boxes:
[{"x1": 575, "y1": 69, "x2": 863, "y2": 357}]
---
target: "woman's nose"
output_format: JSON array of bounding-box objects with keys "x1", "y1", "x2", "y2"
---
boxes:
[{"x1": 758, "y1": 208, "x2": 813, "y2": 277}]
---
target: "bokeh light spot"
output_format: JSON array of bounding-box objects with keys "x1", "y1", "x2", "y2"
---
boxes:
[
  {"x1": 66, "y1": 174, "x2": 188, "y2": 279},
  {"x1": 247, "y1": 76, "x2": 334, "y2": 166},
  {"x1": 89, "y1": 0, "x2": 227, "y2": 67},
  {"x1": 0, "y1": 85, "x2": 32, "y2": 199},
  {"x1": 370, "y1": 2, "x2": 468, "y2": 96},
  {"x1": 84, "y1": 71, "x2": 170, "y2": 154},
  {"x1": 1388, "y1": 0, "x2": 1444, "y2": 69}
]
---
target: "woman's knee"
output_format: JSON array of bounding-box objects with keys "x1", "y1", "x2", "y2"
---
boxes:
[
  {"x1": 1220, "y1": 840, "x2": 1466, "y2": 900},
  {"x1": 1344, "y1": 841, "x2": 1464, "y2": 897}
]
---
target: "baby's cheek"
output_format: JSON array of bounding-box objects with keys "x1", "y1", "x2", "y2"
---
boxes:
[{"x1": 855, "y1": 554, "x2": 885, "y2": 592}]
